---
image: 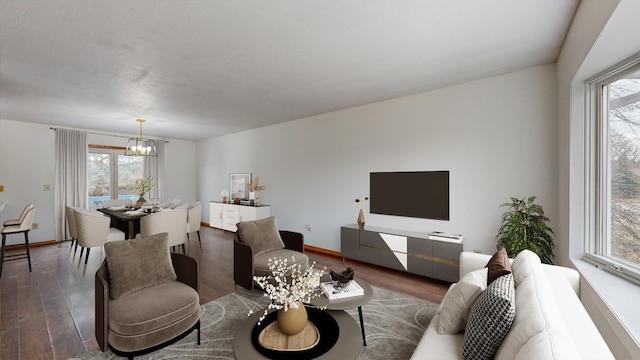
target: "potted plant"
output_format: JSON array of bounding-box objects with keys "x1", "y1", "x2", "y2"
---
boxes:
[{"x1": 496, "y1": 196, "x2": 555, "y2": 264}]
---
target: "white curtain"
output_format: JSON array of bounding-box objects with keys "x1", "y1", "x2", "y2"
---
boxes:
[
  {"x1": 54, "y1": 129, "x2": 87, "y2": 241},
  {"x1": 144, "y1": 140, "x2": 165, "y2": 201}
]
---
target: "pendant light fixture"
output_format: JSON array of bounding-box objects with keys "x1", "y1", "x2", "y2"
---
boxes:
[{"x1": 124, "y1": 118, "x2": 157, "y2": 156}]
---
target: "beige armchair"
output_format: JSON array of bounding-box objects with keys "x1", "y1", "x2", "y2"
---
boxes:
[
  {"x1": 140, "y1": 210, "x2": 188, "y2": 253},
  {"x1": 1, "y1": 205, "x2": 36, "y2": 277},
  {"x1": 95, "y1": 233, "x2": 201, "y2": 358},
  {"x1": 233, "y1": 216, "x2": 309, "y2": 290}
]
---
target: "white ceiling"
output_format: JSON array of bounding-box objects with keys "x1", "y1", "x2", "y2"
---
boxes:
[{"x1": 0, "y1": 1, "x2": 579, "y2": 141}]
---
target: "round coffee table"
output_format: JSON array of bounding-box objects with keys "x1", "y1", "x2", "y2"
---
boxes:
[
  {"x1": 233, "y1": 309, "x2": 361, "y2": 360},
  {"x1": 309, "y1": 277, "x2": 373, "y2": 346}
]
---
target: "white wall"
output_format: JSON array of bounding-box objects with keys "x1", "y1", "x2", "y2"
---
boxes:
[
  {"x1": 0, "y1": 120, "x2": 56, "y2": 244},
  {"x1": 197, "y1": 64, "x2": 558, "y2": 255},
  {"x1": 0, "y1": 119, "x2": 197, "y2": 245}
]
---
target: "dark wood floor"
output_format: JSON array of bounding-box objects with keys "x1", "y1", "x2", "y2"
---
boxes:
[{"x1": 0, "y1": 226, "x2": 449, "y2": 360}]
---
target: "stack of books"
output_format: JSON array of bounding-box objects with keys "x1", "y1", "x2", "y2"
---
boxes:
[
  {"x1": 428, "y1": 231, "x2": 463, "y2": 242},
  {"x1": 320, "y1": 281, "x2": 364, "y2": 300}
]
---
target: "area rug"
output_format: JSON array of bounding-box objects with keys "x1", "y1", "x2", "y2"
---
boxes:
[{"x1": 73, "y1": 286, "x2": 437, "y2": 360}]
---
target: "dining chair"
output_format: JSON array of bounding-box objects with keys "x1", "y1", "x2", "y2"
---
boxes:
[
  {"x1": 3, "y1": 203, "x2": 34, "y2": 227},
  {"x1": 65, "y1": 205, "x2": 79, "y2": 258},
  {"x1": 178, "y1": 202, "x2": 202, "y2": 248},
  {"x1": 74, "y1": 209, "x2": 125, "y2": 276},
  {"x1": 158, "y1": 199, "x2": 182, "y2": 209},
  {"x1": 1, "y1": 206, "x2": 36, "y2": 277},
  {"x1": 140, "y1": 210, "x2": 188, "y2": 254}
]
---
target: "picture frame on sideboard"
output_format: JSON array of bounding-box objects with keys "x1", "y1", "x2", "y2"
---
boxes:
[{"x1": 230, "y1": 173, "x2": 251, "y2": 201}]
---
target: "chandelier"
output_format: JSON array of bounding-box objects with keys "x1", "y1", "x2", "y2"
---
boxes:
[{"x1": 124, "y1": 118, "x2": 157, "y2": 156}]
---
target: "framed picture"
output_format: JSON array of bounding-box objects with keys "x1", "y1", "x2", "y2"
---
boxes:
[{"x1": 230, "y1": 173, "x2": 251, "y2": 201}]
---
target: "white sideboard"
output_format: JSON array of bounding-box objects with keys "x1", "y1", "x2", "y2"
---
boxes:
[{"x1": 209, "y1": 202, "x2": 271, "y2": 232}]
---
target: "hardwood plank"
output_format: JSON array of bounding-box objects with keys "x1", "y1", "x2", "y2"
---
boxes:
[
  {"x1": 17, "y1": 272, "x2": 54, "y2": 360},
  {"x1": 0, "y1": 276, "x2": 19, "y2": 360},
  {"x1": 38, "y1": 271, "x2": 85, "y2": 359}
]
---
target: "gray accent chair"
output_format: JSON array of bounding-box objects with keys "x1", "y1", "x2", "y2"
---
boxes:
[
  {"x1": 233, "y1": 216, "x2": 309, "y2": 290},
  {"x1": 95, "y1": 233, "x2": 201, "y2": 359}
]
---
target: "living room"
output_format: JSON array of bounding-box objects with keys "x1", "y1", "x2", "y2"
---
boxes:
[{"x1": 1, "y1": 1, "x2": 640, "y2": 359}]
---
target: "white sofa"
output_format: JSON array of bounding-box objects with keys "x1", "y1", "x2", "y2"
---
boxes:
[{"x1": 411, "y1": 251, "x2": 614, "y2": 359}]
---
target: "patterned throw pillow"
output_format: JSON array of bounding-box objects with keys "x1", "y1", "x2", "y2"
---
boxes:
[{"x1": 463, "y1": 274, "x2": 516, "y2": 360}]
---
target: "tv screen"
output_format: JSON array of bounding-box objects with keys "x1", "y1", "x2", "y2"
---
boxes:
[{"x1": 370, "y1": 171, "x2": 449, "y2": 220}]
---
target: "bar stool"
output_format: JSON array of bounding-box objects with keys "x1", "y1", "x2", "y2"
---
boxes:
[
  {"x1": 1, "y1": 206, "x2": 36, "y2": 277},
  {"x1": 3, "y1": 203, "x2": 33, "y2": 227}
]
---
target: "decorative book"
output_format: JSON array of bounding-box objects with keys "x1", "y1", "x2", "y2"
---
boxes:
[
  {"x1": 320, "y1": 281, "x2": 364, "y2": 300},
  {"x1": 428, "y1": 231, "x2": 463, "y2": 243}
]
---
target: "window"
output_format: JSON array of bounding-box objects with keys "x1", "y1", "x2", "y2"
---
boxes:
[
  {"x1": 585, "y1": 54, "x2": 640, "y2": 284},
  {"x1": 88, "y1": 147, "x2": 144, "y2": 208}
]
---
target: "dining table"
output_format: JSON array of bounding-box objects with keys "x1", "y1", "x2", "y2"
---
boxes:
[{"x1": 97, "y1": 207, "x2": 149, "y2": 239}]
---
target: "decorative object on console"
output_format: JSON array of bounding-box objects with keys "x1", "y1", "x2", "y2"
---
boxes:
[
  {"x1": 496, "y1": 196, "x2": 555, "y2": 264},
  {"x1": 354, "y1": 196, "x2": 369, "y2": 228},
  {"x1": 128, "y1": 175, "x2": 154, "y2": 208},
  {"x1": 329, "y1": 266, "x2": 354, "y2": 285},
  {"x1": 320, "y1": 280, "x2": 364, "y2": 300},
  {"x1": 124, "y1": 118, "x2": 157, "y2": 157},
  {"x1": 250, "y1": 256, "x2": 325, "y2": 336},
  {"x1": 248, "y1": 177, "x2": 266, "y2": 205},
  {"x1": 428, "y1": 231, "x2": 463, "y2": 242},
  {"x1": 221, "y1": 190, "x2": 228, "y2": 203}
]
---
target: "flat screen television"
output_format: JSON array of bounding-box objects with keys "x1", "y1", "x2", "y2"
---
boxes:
[{"x1": 370, "y1": 171, "x2": 449, "y2": 220}]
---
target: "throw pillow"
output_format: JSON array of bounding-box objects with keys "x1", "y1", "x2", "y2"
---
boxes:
[
  {"x1": 436, "y1": 268, "x2": 488, "y2": 334},
  {"x1": 236, "y1": 216, "x2": 285, "y2": 256},
  {"x1": 104, "y1": 232, "x2": 177, "y2": 299},
  {"x1": 463, "y1": 273, "x2": 516, "y2": 360},
  {"x1": 486, "y1": 248, "x2": 512, "y2": 285}
]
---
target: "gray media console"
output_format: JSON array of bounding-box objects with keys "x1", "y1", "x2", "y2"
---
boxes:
[{"x1": 340, "y1": 224, "x2": 463, "y2": 282}]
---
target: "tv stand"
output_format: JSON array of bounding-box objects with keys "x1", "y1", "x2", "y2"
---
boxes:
[{"x1": 340, "y1": 224, "x2": 463, "y2": 282}]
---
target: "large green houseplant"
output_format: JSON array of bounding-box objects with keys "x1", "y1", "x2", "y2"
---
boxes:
[{"x1": 496, "y1": 196, "x2": 555, "y2": 264}]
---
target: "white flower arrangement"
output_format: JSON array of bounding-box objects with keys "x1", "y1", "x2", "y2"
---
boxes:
[
  {"x1": 249, "y1": 256, "x2": 325, "y2": 324},
  {"x1": 128, "y1": 175, "x2": 154, "y2": 197}
]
